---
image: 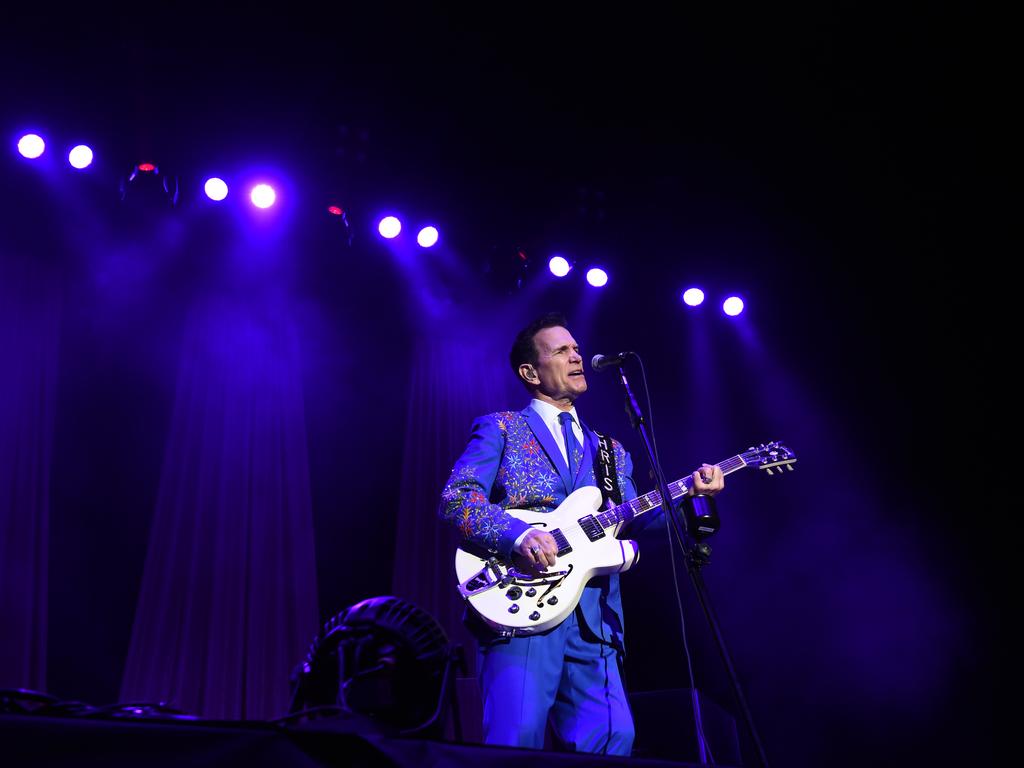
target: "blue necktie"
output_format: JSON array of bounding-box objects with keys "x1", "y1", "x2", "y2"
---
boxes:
[{"x1": 559, "y1": 411, "x2": 580, "y2": 479}]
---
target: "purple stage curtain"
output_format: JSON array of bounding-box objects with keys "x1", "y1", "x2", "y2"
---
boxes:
[
  {"x1": 391, "y1": 315, "x2": 522, "y2": 670},
  {"x1": 0, "y1": 258, "x2": 60, "y2": 691},
  {"x1": 120, "y1": 300, "x2": 319, "y2": 719}
]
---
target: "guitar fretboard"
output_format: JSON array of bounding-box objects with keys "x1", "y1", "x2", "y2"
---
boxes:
[{"x1": 596, "y1": 453, "x2": 749, "y2": 529}]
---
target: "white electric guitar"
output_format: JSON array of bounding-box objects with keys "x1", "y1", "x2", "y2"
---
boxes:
[{"x1": 454, "y1": 441, "x2": 796, "y2": 636}]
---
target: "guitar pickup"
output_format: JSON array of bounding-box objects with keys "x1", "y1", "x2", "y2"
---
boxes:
[{"x1": 577, "y1": 515, "x2": 606, "y2": 542}]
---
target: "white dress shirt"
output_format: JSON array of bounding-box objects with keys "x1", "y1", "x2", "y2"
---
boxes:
[
  {"x1": 512, "y1": 399, "x2": 585, "y2": 549},
  {"x1": 529, "y1": 398, "x2": 584, "y2": 466}
]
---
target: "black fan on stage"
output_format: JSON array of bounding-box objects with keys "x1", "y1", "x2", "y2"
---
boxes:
[{"x1": 287, "y1": 596, "x2": 461, "y2": 739}]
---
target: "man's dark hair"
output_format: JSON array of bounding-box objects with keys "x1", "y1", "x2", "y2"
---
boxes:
[{"x1": 509, "y1": 312, "x2": 569, "y2": 377}]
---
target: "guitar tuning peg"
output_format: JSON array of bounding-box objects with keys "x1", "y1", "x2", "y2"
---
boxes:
[
  {"x1": 765, "y1": 467, "x2": 774, "y2": 475},
  {"x1": 787, "y1": 465, "x2": 794, "y2": 471}
]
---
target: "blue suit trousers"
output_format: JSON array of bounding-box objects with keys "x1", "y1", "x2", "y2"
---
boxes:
[{"x1": 478, "y1": 608, "x2": 635, "y2": 755}]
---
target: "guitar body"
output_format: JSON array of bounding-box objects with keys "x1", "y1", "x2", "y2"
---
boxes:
[
  {"x1": 454, "y1": 486, "x2": 639, "y2": 636},
  {"x1": 453, "y1": 441, "x2": 795, "y2": 636}
]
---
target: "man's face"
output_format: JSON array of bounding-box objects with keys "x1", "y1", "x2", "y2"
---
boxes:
[{"x1": 527, "y1": 325, "x2": 587, "y2": 403}]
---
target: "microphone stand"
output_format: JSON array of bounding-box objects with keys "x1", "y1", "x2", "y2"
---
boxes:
[{"x1": 616, "y1": 363, "x2": 770, "y2": 768}]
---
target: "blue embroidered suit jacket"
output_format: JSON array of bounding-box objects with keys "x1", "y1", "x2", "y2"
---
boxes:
[{"x1": 440, "y1": 405, "x2": 637, "y2": 648}]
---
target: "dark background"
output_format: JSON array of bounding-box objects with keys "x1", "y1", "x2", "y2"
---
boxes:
[{"x1": 1, "y1": 4, "x2": 989, "y2": 766}]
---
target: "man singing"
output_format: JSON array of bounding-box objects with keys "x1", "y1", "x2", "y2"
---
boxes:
[{"x1": 438, "y1": 312, "x2": 724, "y2": 755}]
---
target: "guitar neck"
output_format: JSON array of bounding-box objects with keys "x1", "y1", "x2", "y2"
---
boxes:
[{"x1": 598, "y1": 452, "x2": 750, "y2": 530}]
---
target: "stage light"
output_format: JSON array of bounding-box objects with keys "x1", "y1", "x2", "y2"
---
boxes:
[
  {"x1": 723, "y1": 296, "x2": 745, "y2": 316},
  {"x1": 416, "y1": 226, "x2": 439, "y2": 248},
  {"x1": 17, "y1": 134, "x2": 45, "y2": 159},
  {"x1": 250, "y1": 184, "x2": 276, "y2": 209},
  {"x1": 203, "y1": 177, "x2": 229, "y2": 201},
  {"x1": 328, "y1": 205, "x2": 343, "y2": 216},
  {"x1": 68, "y1": 145, "x2": 93, "y2": 169},
  {"x1": 682, "y1": 288, "x2": 705, "y2": 307},
  {"x1": 586, "y1": 267, "x2": 609, "y2": 287},
  {"x1": 120, "y1": 163, "x2": 179, "y2": 208},
  {"x1": 549, "y1": 256, "x2": 571, "y2": 277},
  {"x1": 378, "y1": 216, "x2": 401, "y2": 239}
]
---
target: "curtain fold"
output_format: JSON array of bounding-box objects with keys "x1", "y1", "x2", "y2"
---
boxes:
[
  {"x1": 120, "y1": 299, "x2": 318, "y2": 719},
  {"x1": 391, "y1": 317, "x2": 522, "y2": 670},
  {"x1": 0, "y1": 257, "x2": 61, "y2": 691}
]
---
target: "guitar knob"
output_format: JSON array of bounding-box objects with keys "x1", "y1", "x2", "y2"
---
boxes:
[
  {"x1": 529, "y1": 611, "x2": 541, "y2": 621},
  {"x1": 508, "y1": 604, "x2": 520, "y2": 614},
  {"x1": 547, "y1": 596, "x2": 558, "y2": 605},
  {"x1": 506, "y1": 586, "x2": 522, "y2": 600},
  {"x1": 525, "y1": 588, "x2": 537, "y2": 597}
]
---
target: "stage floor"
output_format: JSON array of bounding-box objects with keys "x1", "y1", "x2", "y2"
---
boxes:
[{"x1": 1, "y1": 713, "x2": 710, "y2": 767}]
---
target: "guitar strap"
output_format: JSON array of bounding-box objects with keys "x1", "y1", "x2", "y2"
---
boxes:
[{"x1": 592, "y1": 430, "x2": 622, "y2": 507}]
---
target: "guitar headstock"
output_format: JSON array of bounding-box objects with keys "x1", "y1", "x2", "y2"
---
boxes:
[{"x1": 742, "y1": 442, "x2": 797, "y2": 475}]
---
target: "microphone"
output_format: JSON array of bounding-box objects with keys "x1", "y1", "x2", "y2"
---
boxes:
[{"x1": 591, "y1": 352, "x2": 635, "y2": 372}]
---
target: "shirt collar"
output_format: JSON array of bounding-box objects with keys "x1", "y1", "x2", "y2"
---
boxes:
[{"x1": 530, "y1": 398, "x2": 579, "y2": 428}]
